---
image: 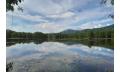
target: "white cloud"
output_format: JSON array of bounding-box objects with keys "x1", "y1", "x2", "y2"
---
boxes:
[
  {"x1": 79, "y1": 19, "x2": 112, "y2": 30},
  {"x1": 33, "y1": 23, "x2": 67, "y2": 33},
  {"x1": 21, "y1": 0, "x2": 93, "y2": 15},
  {"x1": 7, "y1": 12, "x2": 48, "y2": 22},
  {"x1": 49, "y1": 11, "x2": 75, "y2": 19},
  {"x1": 74, "y1": 6, "x2": 113, "y2": 22},
  {"x1": 6, "y1": 0, "x2": 114, "y2": 33}
]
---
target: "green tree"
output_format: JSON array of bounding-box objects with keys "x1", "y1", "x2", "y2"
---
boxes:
[
  {"x1": 101, "y1": 0, "x2": 114, "y2": 5},
  {"x1": 6, "y1": 0, "x2": 23, "y2": 11}
]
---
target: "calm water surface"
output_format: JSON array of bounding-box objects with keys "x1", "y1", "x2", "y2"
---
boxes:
[{"x1": 7, "y1": 41, "x2": 114, "y2": 72}]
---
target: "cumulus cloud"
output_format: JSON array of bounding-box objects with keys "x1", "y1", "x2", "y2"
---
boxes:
[
  {"x1": 33, "y1": 23, "x2": 67, "y2": 33},
  {"x1": 6, "y1": 0, "x2": 114, "y2": 33}
]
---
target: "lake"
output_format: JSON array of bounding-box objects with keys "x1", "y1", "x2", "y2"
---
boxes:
[{"x1": 6, "y1": 40, "x2": 114, "y2": 72}]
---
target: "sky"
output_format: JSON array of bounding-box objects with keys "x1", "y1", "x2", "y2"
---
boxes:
[{"x1": 6, "y1": 0, "x2": 114, "y2": 33}]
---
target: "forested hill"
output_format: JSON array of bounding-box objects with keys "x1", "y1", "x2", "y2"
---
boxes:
[
  {"x1": 60, "y1": 29, "x2": 80, "y2": 34},
  {"x1": 60, "y1": 24, "x2": 114, "y2": 34},
  {"x1": 7, "y1": 24, "x2": 114, "y2": 40}
]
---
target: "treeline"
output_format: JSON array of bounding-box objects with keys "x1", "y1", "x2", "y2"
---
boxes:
[
  {"x1": 7, "y1": 25, "x2": 114, "y2": 40},
  {"x1": 48, "y1": 25, "x2": 114, "y2": 40},
  {"x1": 6, "y1": 30, "x2": 47, "y2": 40}
]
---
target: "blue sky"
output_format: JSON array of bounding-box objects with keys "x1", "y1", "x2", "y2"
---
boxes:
[{"x1": 6, "y1": 0, "x2": 114, "y2": 33}]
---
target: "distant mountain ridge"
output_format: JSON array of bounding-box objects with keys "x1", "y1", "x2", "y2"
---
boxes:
[
  {"x1": 60, "y1": 29, "x2": 80, "y2": 34},
  {"x1": 60, "y1": 24, "x2": 114, "y2": 34}
]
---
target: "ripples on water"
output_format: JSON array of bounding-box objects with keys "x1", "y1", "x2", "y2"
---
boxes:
[{"x1": 7, "y1": 41, "x2": 114, "y2": 72}]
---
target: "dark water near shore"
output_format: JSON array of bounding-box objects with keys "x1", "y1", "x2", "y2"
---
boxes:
[{"x1": 7, "y1": 39, "x2": 114, "y2": 72}]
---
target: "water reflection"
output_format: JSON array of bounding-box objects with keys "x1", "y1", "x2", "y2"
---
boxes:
[
  {"x1": 7, "y1": 40, "x2": 114, "y2": 72},
  {"x1": 7, "y1": 39, "x2": 114, "y2": 49}
]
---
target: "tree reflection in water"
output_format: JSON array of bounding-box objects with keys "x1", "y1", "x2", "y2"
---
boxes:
[{"x1": 7, "y1": 62, "x2": 13, "y2": 72}]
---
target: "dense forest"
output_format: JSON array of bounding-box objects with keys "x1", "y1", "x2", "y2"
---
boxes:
[
  {"x1": 52, "y1": 24, "x2": 114, "y2": 40},
  {"x1": 6, "y1": 30, "x2": 47, "y2": 40},
  {"x1": 7, "y1": 24, "x2": 114, "y2": 41}
]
